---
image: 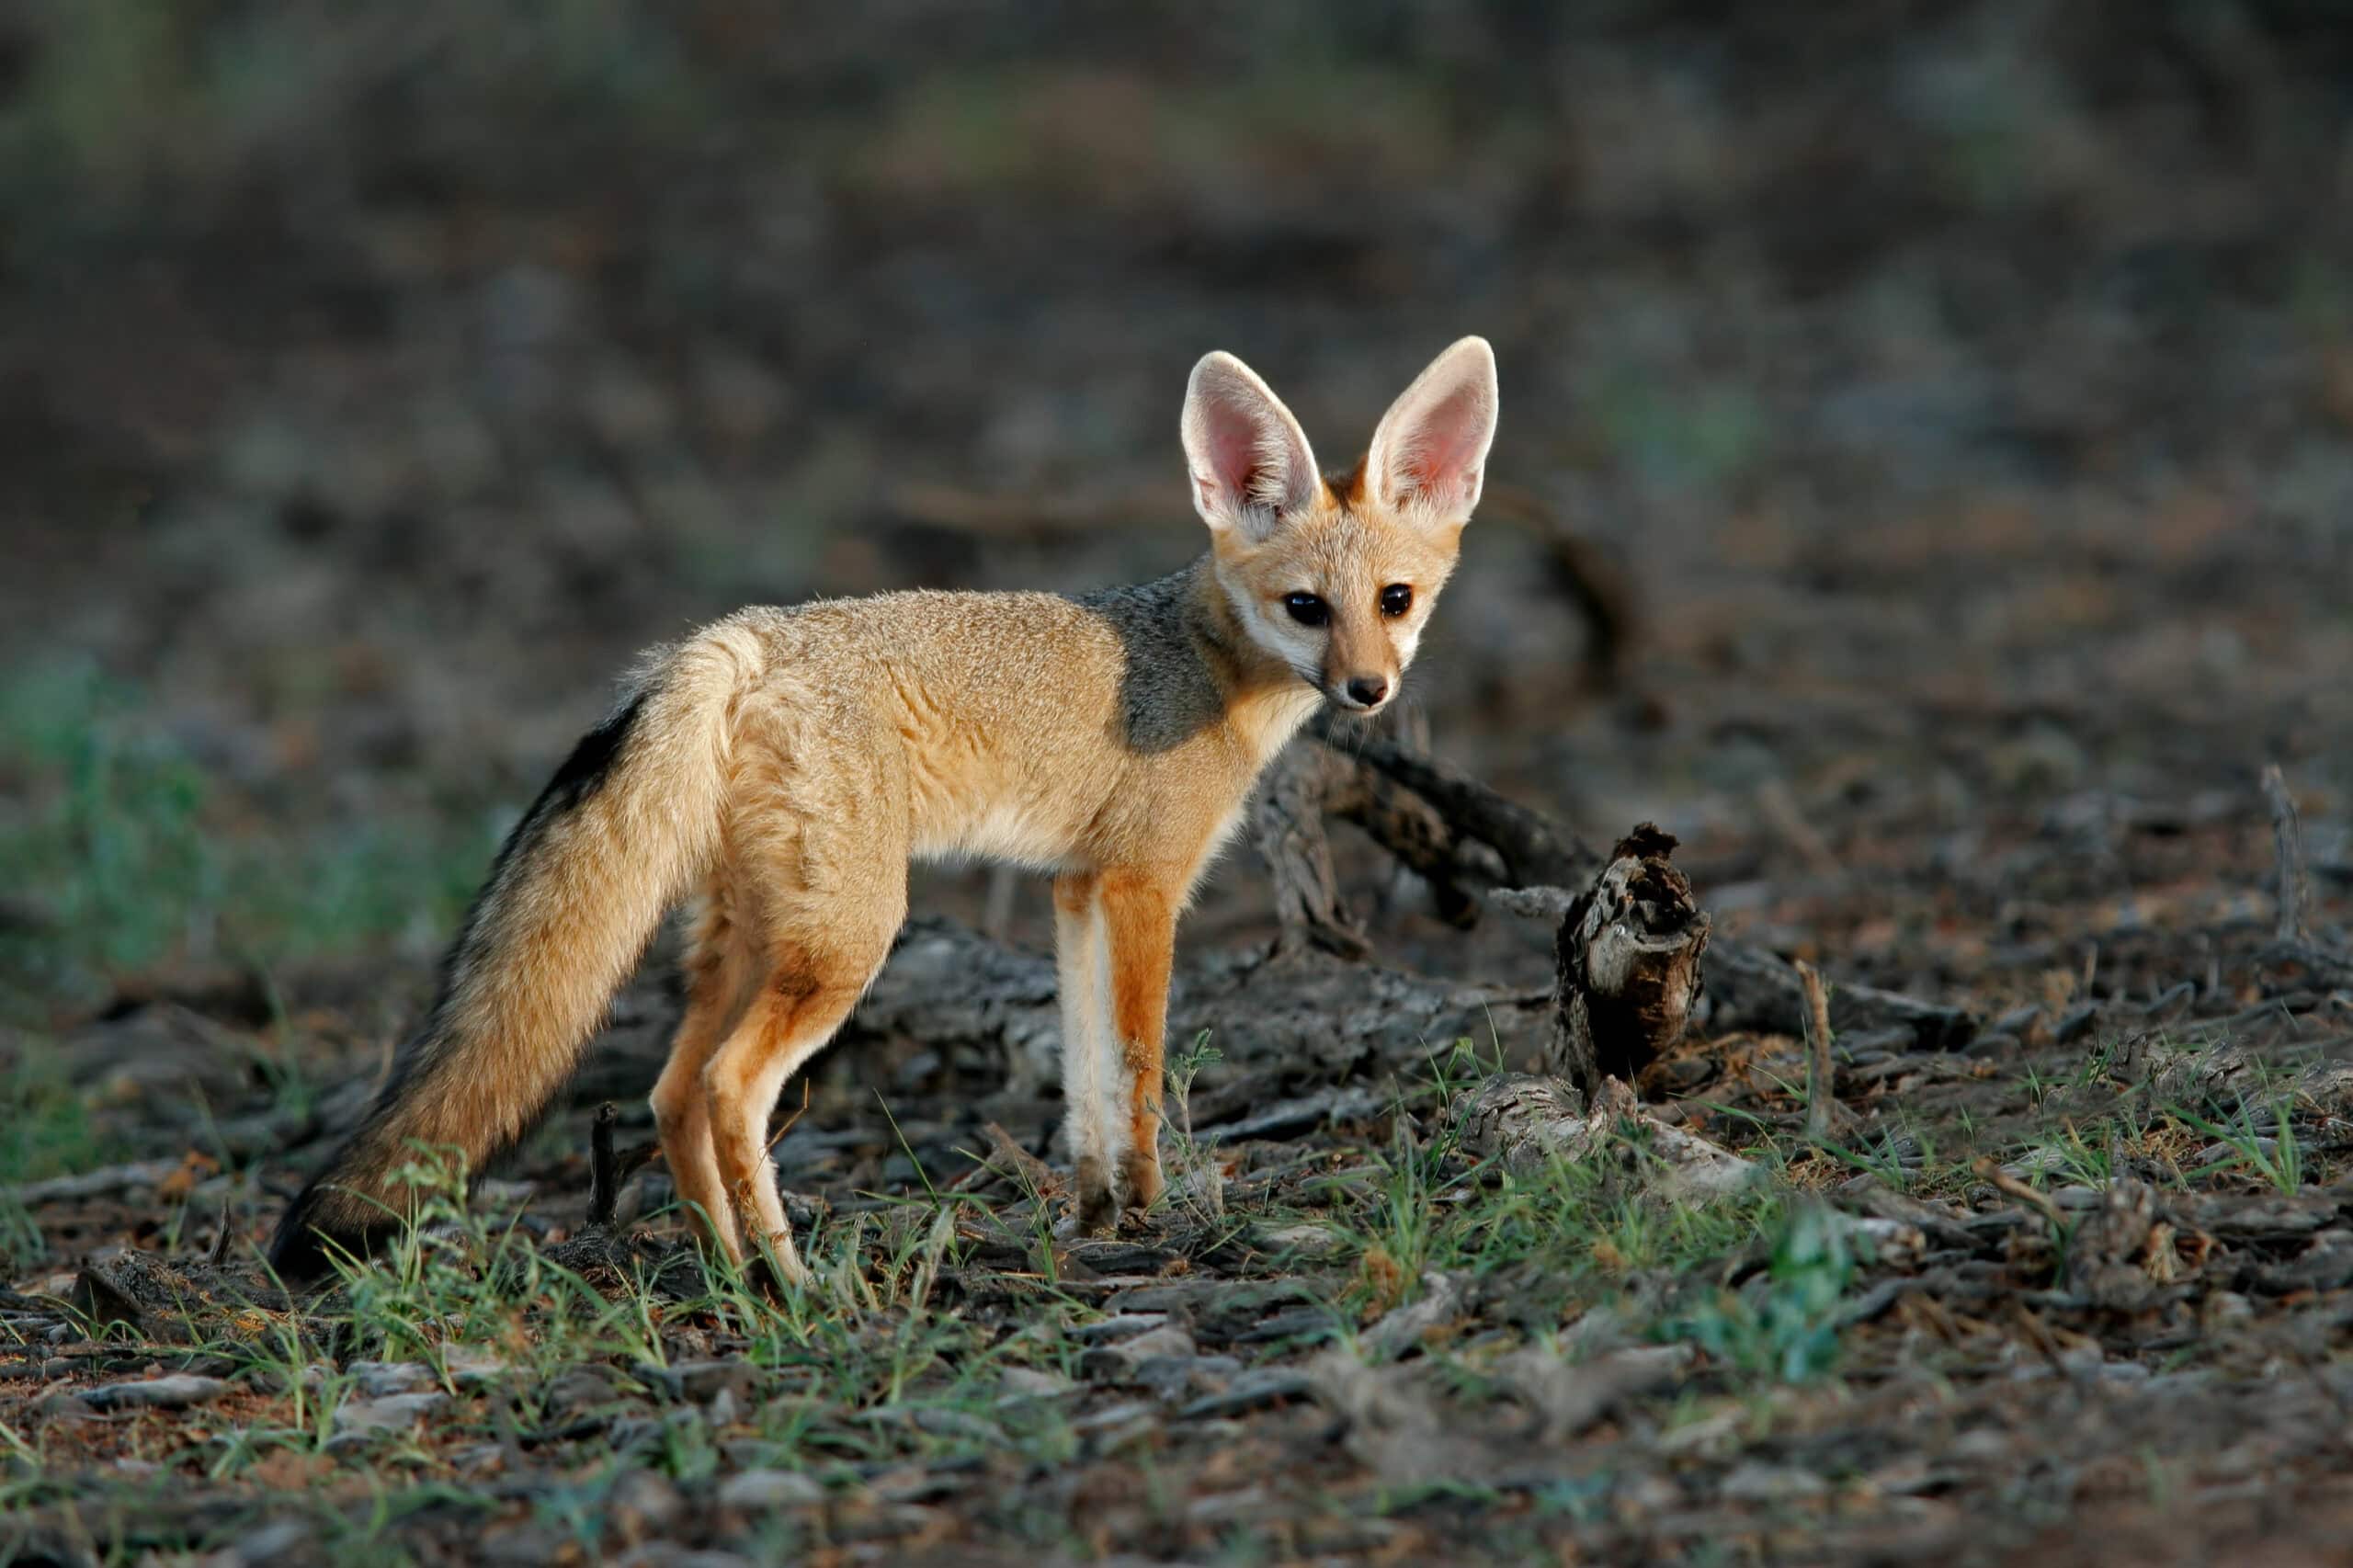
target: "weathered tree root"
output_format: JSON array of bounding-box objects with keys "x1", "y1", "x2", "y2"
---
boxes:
[
  {"x1": 1249, "y1": 744, "x2": 1370, "y2": 960},
  {"x1": 1454, "y1": 1074, "x2": 1759, "y2": 1198},
  {"x1": 1300, "y1": 728, "x2": 1975, "y2": 1058},
  {"x1": 2257, "y1": 763, "x2": 2353, "y2": 994}
]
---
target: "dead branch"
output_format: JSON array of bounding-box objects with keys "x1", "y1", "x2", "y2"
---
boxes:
[
  {"x1": 586, "y1": 1102, "x2": 658, "y2": 1229},
  {"x1": 1249, "y1": 743, "x2": 1370, "y2": 960},
  {"x1": 207, "y1": 1199, "x2": 234, "y2": 1267},
  {"x1": 1455, "y1": 1075, "x2": 1759, "y2": 1198},
  {"x1": 2256, "y1": 765, "x2": 2353, "y2": 993},
  {"x1": 763, "y1": 1079, "x2": 814, "y2": 1157},
  {"x1": 1489, "y1": 886, "x2": 1575, "y2": 921},
  {"x1": 1312, "y1": 726, "x2": 1975, "y2": 1053},
  {"x1": 2265, "y1": 763, "x2": 2312, "y2": 946},
  {"x1": 2265, "y1": 942, "x2": 2353, "y2": 992},
  {"x1": 1705, "y1": 941, "x2": 1975, "y2": 1052},
  {"x1": 1973, "y1": 1156, "x2": 2065, "y2": 1231},
  {"x1": 1796, "y1": 960, "x2": 1856, "y2": 1142},
  {"x1": 978, "y1": 1120, "x2": 1061, "y2": 1197},
  {"x1": 1324, "y1": 759, "x2": 1482, "y2": 928},
  {"x1": 773, "y1": 918, "x2": 1547, "y2": 1106},
  {"x1": 1312, "y1": 720, "x2": 1599, "y2": 890}
]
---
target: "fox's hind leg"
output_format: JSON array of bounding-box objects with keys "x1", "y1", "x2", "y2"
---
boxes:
[
  {"x1": 703, "y1": 940, "x2": 890, "y2": 1282},
  {"x1": 651, "y1": 890, "x2": 757, "y2": 1258},
  {"x1": 700, "y1": 807, "x2": 905, "y2": 1283}
]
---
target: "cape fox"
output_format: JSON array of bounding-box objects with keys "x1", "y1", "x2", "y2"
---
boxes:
[{"x1": 271, "y1": 337, "x2": 1500, "y2": 1281}]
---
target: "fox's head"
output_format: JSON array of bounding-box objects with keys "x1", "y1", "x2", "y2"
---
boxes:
[{"x1": 1181, "y1": 337, "x2": 1497, "y2": 716}]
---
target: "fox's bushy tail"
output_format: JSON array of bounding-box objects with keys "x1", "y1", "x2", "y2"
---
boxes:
[{"x1": 269, "y1": 626, "x2": 757, "y2": 1278}]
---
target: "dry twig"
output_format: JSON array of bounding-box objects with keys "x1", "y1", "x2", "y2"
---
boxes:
[
  {"x1": 763, "y1": 1080, "x2": 814, "y2": 1159},
  {"x1": 2265, "y1": 763, "x2": 2311, "y2": 946},
  {"x1": 978, "y1": 1120, "x2": 1061, "y2": 1198},
  {"x1": 1973, "y1": 1156, "x2": 2065, "y2": 1231},
  {"x1": 586, "y1": 1102, "x2": 659, "y2": 1230},
  {"x1": 2256, "y1": 763, "x2": 2353, "y2": 991},
  {"x1": 1795, "y1": 960, "x2": 1854, "y2": 1142}
]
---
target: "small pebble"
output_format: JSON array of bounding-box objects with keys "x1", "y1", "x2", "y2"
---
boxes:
[
  {"x1": 328, "y1": 1391, "x2": 449, "y2": 1443},
  {"x1": 716, "y1": 1468, "x2": 826, "y2": 1509},
  {"x1": 82, "y1": 1375, "x2": 230, "y2": 1413}
]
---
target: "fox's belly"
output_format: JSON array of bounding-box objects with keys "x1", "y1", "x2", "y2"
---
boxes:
[{"x1": 907, "y1": 793, "x2": 1088, "y2": 872}]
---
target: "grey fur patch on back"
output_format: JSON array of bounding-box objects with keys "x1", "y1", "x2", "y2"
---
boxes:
[{"x1": 1074, "y1": 560, "x2": 1232, "y2": 755}]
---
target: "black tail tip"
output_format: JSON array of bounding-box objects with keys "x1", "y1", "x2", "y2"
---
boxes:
[{"x1": 267, "y1": 1185, "x2": 381, "y2": 1285}]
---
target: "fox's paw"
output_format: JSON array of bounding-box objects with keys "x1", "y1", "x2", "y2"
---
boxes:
[
  {"x1": 1120, "y1": 1148, "x2": 1164, "y2": 1211},
  {"x1": 1070, "y1": 1155, "x2": 1121, "y2": 1236},
  {"x1": 749, "y1": 1235, "x2": 813, "y2": 1295}
]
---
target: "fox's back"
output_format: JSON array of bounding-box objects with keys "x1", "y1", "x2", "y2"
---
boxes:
[{"x1": 710, "y1": 564, "x2": 1279, "y2": 872}]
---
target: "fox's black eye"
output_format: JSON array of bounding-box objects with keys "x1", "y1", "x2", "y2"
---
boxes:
[
  {"x1": 1282, "y1": 592, "x2": 1330, "y2": 627},
  {"x1": 1379, "y1": 584, "x2": 1414, "y2": 619}
]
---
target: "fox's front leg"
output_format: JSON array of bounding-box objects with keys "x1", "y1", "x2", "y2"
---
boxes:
[
  {"x1": 1098, "y1": 869, "x2": 1176, "y2": 1216},
  {"x1": 1051, "y1": 871, "x2": 1121, "y2": 1233}
]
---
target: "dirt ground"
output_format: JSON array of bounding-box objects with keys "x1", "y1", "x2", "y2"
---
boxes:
[{"x1": 5, "y1": 5, "x2": 2352, "y2": 1564}]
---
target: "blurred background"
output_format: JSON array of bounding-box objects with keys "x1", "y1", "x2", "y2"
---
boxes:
[{"x1": 3, "y1": 3, "x2": 2349, "y2": 1117}]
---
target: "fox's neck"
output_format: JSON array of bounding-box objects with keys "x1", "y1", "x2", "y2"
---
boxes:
[
  {"x1": 1174, "y1": 555, "x2": 1325, "y2": 764},
  {"x1": 1171, "y1": 555, "x2": 1283, "y2": 699}
]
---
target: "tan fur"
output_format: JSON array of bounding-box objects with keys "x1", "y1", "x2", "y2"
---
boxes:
[{"x1": 273, "y1": 338, "x2": 1497, "y2": 1278}]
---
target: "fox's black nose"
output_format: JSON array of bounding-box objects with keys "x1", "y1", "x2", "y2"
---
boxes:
[{"x1": 1345, "y1": 676, "x2": 1390, "y2": 708}]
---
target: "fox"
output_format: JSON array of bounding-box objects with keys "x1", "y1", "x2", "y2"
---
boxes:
[{"x1": 270, "y1": 336, "x2": 1500, "y2": 1282}]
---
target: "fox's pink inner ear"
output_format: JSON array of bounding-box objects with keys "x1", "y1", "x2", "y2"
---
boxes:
[
  {"x1": 1392, "y1": 381, "x2": 1487, "y2": 503},
  {"x1": 1182, "y1": 353, "x2": 1320, "y2": 538},
  {"x1": 1196, "y1": 395, "x2": 1279, "y2": 510},
  {"x1": 1368, "y1": 337, "x2": 1499, "y2": 519}
]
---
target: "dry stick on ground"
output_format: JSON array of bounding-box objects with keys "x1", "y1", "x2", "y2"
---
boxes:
[
  {"x1": 585, "y1": 1102, "x2": 659, "y2": 1230},
  {"x1": 1270, "y1": 726, "x2": 1708, "y2": 1098},
  {"x1": 1704, "y1": 941, "x2": 1975, "y2": 1051},
  {"x1": 1795, "y1": 960, "x2": 1856, "y2": 1142},
  {"x1": 2257, "y1": 763, "x2": 2353, "y2": 991},
  {"x1": 1313, "y1": 725, "x2": 1977, "y2": 1054},
  {"x1": 2265, "y1": 763, "x2": 2312, "y2": 946},
  {"x1": 978, "y1": 1120, "x2": 1061, "y2": 1199},
  {"x1": 763, "y1": 1079, "x2": 814, "y2": 1157},
  {"x1": 1325, "y1": 750, "x2": 1483, "y2": 928},
  {"x1": 1313, "y1": 719, "x2": 1598, "y2": 890},
  {"x1": 1973, "y1": 1156, "x2": 2066, "y2": 1232},
  {"x1": 207, "y1": 1199, "x2": 234, "y2": 1267}
]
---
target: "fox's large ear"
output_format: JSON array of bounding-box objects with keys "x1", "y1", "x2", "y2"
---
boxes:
[
  {"x1": 1181, "y1": 351, "x2": 1322, "y2": 541},
  {"x1": 1364, "y1": 336, "x2": 1498, "y2": 522}
]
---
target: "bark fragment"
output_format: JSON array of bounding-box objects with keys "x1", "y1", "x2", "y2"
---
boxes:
[{"x1": 1542, "y1": 825, "x2": 1711, "y2": 1099}]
